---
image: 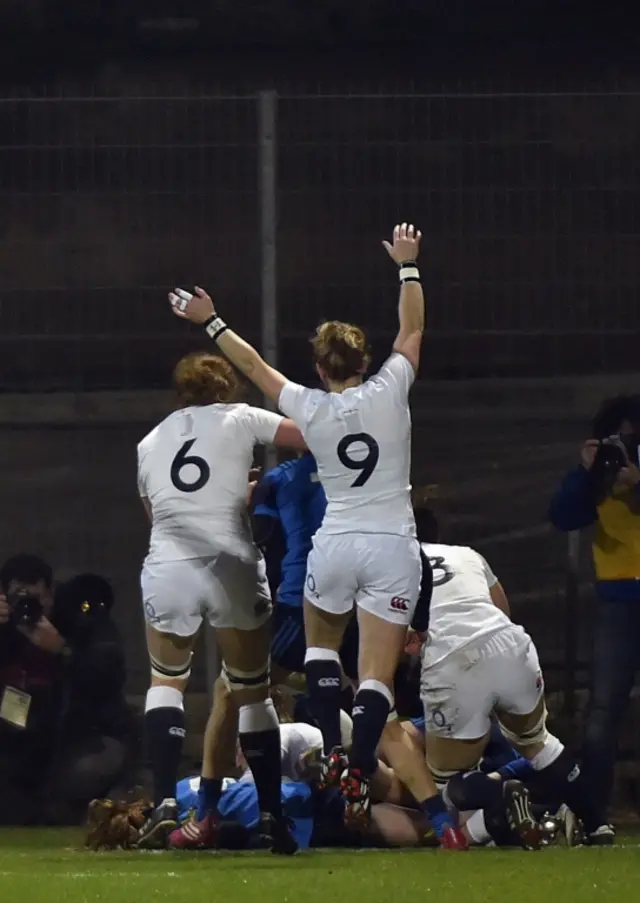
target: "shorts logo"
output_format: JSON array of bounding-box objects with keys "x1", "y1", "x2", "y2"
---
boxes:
[
  {"x1": 306, "y1": 574, "x2": 319, "y2": 599},
  {"x1": 352, "y1": 705, "x2": 364, "y2": 717},
  {"x1": 169, "y1": 726, "x2": 186, "y2": 739},
  {"x1": 390, "y1": 596, "x2": 409, "y2": 612},
  {"x1": 144, "y1": 602, "x2": 159, "y2": 623},
  {"x1": 430, "y1": 708, "x2": 448, "y2": 730},
  {"x1": 318, "y1": 677, "x2": 340, "y2": 688}
]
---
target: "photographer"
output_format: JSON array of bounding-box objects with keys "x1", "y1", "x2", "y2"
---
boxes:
[
  {"x1": 548, "y1": 395, "x2": 640, "y2": 825},
  {"x1": 0, "y1": 556, "x2": 134, "y2": 825}
]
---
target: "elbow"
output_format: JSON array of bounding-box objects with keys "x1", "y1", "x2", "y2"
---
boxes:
[{"x1": 274, "y1": 420, "x2": 306, "y2": 451}]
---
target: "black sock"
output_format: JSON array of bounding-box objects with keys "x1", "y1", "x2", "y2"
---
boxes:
[
  {"x1": 537, "y1": 748, "x2": 605, "y2": 833},
  {"x1": 145, "y1": 704, "x2": 185, "y2": 807},
  {"x1": 350, "y1": 681, "x2": 392, "y2": 777},
  {"x1": 446, "y1": 771, "x2": 503, "y2": 811},
  {"x1": 197, "y1": 778, "x2": 223, "y2": 820},
  {"x1": 304, "y1": 653, "x2": 343, "y2": 754},
  {"x1": 239, "y1": 700, "x2": 283, "y2": 819},
  {"x1": 419, "y1": 793, "x2": 455, "y2": 838},
  {"x1": 482, "y1": 801, "x2": 520, "y2": 847}
]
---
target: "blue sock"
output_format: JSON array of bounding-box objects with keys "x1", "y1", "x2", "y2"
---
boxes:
[
  {"x1": 197, "y1": 777, "x2": 222, "y2": 820},
  {"x1": 420, "y1": 794, "x2": 454, "y2": 839},
  {"x1": 498, "y1": 756, "x2": 535, "y2": 782}
]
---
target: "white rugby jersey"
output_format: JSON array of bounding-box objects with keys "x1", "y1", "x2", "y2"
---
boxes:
[
  {"x1": 238, "y1": 722, "x2": 323, "y2": 783},
  {"x1": 137, "y1": 403, "x2": 283, "y2": 563},
  {"x1": 278, "y1": 353, "x2": 415, "y2": 536},
  {"x1": 420, "y1": 542, "x2": 510, "y2": 667}
]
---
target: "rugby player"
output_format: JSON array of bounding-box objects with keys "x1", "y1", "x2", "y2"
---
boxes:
[
  {"x1": 135, "y1": 350, "x2": 304, "y2": 851},
  {"x1": 169, "y1": 222, "x2": 427, "y2": 830},
  {"x1": 413, "y1": 508, "x2": 614, "y2": 847}
]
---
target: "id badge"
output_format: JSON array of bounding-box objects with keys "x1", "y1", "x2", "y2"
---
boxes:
[{"x1": 0, "y1": 685, "x2": 32, "y2": 729}]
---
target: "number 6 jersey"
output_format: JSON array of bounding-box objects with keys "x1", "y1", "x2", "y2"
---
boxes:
[
  {"x1": 137, "y1": 404, "x2": 283, "y2": 563},
  {"x1": 278, "y1": 353, "x2": 415, "y2": 537}
]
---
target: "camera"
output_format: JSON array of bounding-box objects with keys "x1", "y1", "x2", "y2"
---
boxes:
[
  {"x1": 594, "y1": 436, "x2": 628, "y2": 477},
  {"x1": 7, "y1": 588, "x2": 44, "y2": 630}
]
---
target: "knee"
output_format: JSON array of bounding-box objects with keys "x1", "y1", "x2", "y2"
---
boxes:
[
  {"x1": 149, "y1": 651, "x2": 192, "y2": 692},
  {"x1": 498, "y1": 707, "x2": 547, "y2": 753},
  {"x1": 222, "y1": 660, "x2": 269, "y2": 707}
]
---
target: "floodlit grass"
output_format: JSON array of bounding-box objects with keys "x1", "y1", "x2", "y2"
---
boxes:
[{"x1": 1, "y1": 828, "x2": 639, "y2": 903}]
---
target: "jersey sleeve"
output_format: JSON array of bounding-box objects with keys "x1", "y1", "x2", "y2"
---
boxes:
[
  {"x1": 372, "y1": 352, "x2": 416, "y2": 402},
  {"x1": 241, "y1": 406, "x2": 284, "y2": 445},
  {"x1": 278, "y1": 381, "x2": 317, "y2": 426},
  {"x1": 478, "y1": 553, "x2": 499, "y2": 589}
]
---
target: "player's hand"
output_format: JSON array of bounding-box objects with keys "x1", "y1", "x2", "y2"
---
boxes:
[
  {"x1": 246, "y1": 467, "x2": 261, "y2": 507},
  {"x1": 169, "y1": 286, "x2": 216, "y2": 325},
  {"x1": 580, "y1": 440, "x2": 600, "y2": 471},
  {"x1": 382, "y1": 222, "x2": 422, "y2": 264},
  {"x1": 0, "y1": 594, "x2": 10, "y2": 626}
]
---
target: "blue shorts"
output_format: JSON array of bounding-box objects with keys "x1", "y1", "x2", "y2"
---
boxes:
[
  {"x1": 271, "y1": 605, "x2": 306, "y2": 673},
  {"x1": 270, "y1": 603, "x2": 359, "y2": 681}
]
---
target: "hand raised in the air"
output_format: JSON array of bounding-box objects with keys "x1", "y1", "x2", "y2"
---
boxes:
[
  {"x1": 169, "y1": 286, "x2": 216, "y2": 325},
  {"x1": 382, "y1": 222, "x2": 422, "y2": 264}
]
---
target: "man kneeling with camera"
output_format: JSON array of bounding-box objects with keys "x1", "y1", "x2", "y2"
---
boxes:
[{"x1": 0, "y1": 554, "x2": 134, "y2": 825}]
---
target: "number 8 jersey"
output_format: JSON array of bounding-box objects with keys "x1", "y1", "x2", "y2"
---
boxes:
[
  {"x1": 137, "y1": 404, "x2": 283, "y2": 563},
  {"x1": 278, "y1": 354, "x2": 415, "y2": 538}
]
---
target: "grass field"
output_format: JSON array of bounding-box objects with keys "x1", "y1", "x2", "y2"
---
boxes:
[{"x1": 2, "y1": 830, "x2": 640, "y2": 903}]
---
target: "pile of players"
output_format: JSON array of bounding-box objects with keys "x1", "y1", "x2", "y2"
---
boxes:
[{"x1": 119, "y1": 224, "x2": 614, "y2": 855}]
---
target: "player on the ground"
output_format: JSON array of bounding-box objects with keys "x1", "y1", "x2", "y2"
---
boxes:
[
  {"x1": 169, "y1": 224, "x2": 462, "y2": 847},
  {"x1": 135, "y1": 350, "x2": 304, "y2": 852},
  {"x1": 413, "y1": 507, "x2": 615, "y2": 847}
]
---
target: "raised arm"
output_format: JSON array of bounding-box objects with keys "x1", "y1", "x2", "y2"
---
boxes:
[
  {"x1": 169, "y1": 286, "x2": 287, "y2": 405},
  {"x1": 382, "y1": 223, "x2": 425, "y2": 374}
]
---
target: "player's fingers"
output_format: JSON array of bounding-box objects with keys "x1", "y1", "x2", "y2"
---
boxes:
[
  {"x1": 400, "y1": 221, "x2": 407, "y2": 238},
  {"x1": 194, "y1": 285, "x2": 209, "y2": 300},
  {"x1": 393, "y1": 224, "x2": 400, "y2": 242},
  {"x1": 408, "y1": 223, "x2": 414, "y2": 237},
  {"x1": 416, "y1": 230, "x2": 422, "y2": 243},
  {"x1": 382, "y1": 240, "x2": 393, "y2": 255},
  {"x1": 169, "y1": 291, "x2": 189, "y2": 313}
]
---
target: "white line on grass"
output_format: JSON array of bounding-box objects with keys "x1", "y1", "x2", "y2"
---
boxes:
[{"x1": 0, "y1": 871, "x2": 181, "y2": 879}]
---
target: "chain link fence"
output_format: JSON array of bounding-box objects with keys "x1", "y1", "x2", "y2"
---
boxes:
[{"x1": 0, "y1": 83, "x2": 638, "y2": 697}]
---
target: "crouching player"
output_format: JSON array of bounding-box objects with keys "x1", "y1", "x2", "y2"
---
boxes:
[{"x1": 414, "y1": 508, "x2": 613, "y2": 848}]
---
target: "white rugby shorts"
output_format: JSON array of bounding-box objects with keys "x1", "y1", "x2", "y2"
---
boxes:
[
  {"x1": 305, "y1": 532, "x2": 421, "y2": 626},
  {"x1": 141, "y1": 551, "x2": 272, "y2": 636},
  {"x1": 420, "y1": 623, "x2": 544, "y2": 740}
]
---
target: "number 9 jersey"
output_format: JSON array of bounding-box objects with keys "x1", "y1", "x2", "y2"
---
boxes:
[
  {"x1": 137, "y1": 403, "x2": 283, "y2": 564},
  {"x1": 278, "y1": 353, "x2": 415, "y2": 538},
  {"x1": 278, "y1": 353, "x2": 420, "y2": 626}
]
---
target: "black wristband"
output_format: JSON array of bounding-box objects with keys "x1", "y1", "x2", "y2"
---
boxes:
[{"x1": 399, "y1": 260, "x2": 418, "y2": 268}]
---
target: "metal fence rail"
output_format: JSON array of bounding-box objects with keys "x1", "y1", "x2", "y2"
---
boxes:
[{"x1": 0, "y1": 85, "x2": 638, "y2": 696}]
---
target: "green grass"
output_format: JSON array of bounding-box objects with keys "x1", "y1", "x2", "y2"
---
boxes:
[{"x1": 2, "y1": 829, "x2": 640, "y2": 903}]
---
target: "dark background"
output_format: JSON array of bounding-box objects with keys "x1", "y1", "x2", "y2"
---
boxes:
[{"x1": 0, "y1": 3, "x2": 638, "y2": 715}]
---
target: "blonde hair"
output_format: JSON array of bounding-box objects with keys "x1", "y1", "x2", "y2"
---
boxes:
[
  {"x1": 173, "y1": 351, "x2": 240, "y2": 407},
  {"x1": 311, "y1": 320, "x2": 370, "y2": 382}
]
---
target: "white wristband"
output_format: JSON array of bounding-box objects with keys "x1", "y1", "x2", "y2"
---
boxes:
[
  {"x1": 399, "y1": 266, "x2": 420, "y2": 283},
  {"x1": 204, "y1": 316, "x2": 227, "y2": 340}
]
